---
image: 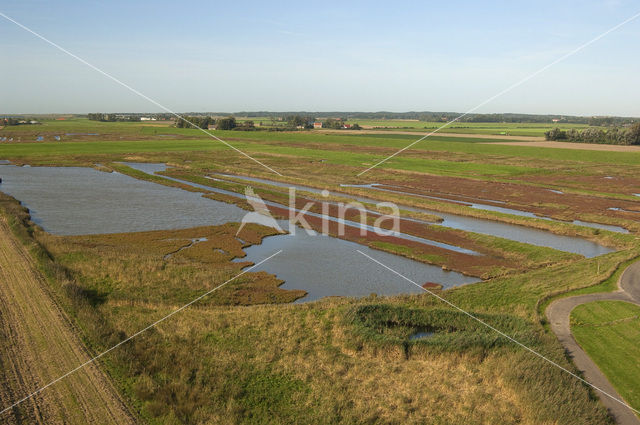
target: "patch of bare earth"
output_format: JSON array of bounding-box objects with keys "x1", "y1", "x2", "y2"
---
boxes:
[
  {"x1": 486, "y1": 140, "x2": 640, "y2": 152},
  {"x1": 316, "y1": 129, "x2": 545, "y2": 141},
  {"x1": 0, "y1": 217, "x2": 135, "y2": 424},
  {"x1": 371, "y1": 173, "x2": 640, "y2": 224}
]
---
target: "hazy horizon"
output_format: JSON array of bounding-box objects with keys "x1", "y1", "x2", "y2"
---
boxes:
[{"x1": 2, "y1": 110, "x2": 640, "y2": 119}]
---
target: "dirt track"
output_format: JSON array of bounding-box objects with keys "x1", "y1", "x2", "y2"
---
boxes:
[
  {"x1": 0, "y1": 217, "x2": 135, "y2": 424},
  {"x1": 546, "y1": 261, "x2": 640, "y2": 425},
  {"x1": 316, "y1": 129, "x2": 545, "y2": 141},
  {"x1": 487, "y1": 140, "x2": 640, "y2": 152}
]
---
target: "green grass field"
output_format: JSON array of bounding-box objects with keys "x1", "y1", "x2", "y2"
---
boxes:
[
  {"x1": 571, "y1": 301, "x2": 640, "y2": 413},
  {"x1": 2, "y1": 119, "x2": 637, "y2": 166}
]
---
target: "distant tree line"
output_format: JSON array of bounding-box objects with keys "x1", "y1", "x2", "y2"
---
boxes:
[
  {"x1": 322, "y1": 118, "x2": 344, "y2": 129},
  {"x1": 223, "y1": 111, "x2": 639, "y2": 124},
  {"x1": 545, "y1": 123, "x2": 640, "y2": 145},
  {"x1": 175, "y1": 116, "x2": 214, "y2": 129},
  {"x1": 318, "y1": 119, "x2": 362, "y2": 130},
  {"x1": 1, "y1": 117, "x2": 39, "y2": 126},
  {"x1": 87, "y1": 113, "x2": 140, "y2": 122},
  {"x1": 216, "y1": 117, "x2": 236, "y2": 130},
  {"x1": 3, "y1": 118, "x2": 25, "y2": 126},
  {"x1": 80, "y1": 111, "x2": 640, "y2": 125},
  {"x1": 587, "y1": 116, "x2": 638, "y2": 127},
  {"x1": 285, "y1": 115, "x2": 315, "y2": 128},
  {"x1": 173, "y1": 116, "x2": 257, "y2": 131},
  {"x1": 87, "y1": 113, "x2": 114, "y2": 121},
  {"x1": 2, "y1": 118, "x2": 20, "y2": 126},
  {"x1": 234, "y1": 119, "x2": 256, "y2": 131}
]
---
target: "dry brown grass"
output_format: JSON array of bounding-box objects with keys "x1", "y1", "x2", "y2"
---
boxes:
[
  {"x1": 116, "y1": 296, "x2": 610, "y2": 425},
  {"x1": 488, "y1": 140, "x2": 640, "y2": 152},
  {"x1": 38, "y1": 223, "x2": 306, "y2": 309}
]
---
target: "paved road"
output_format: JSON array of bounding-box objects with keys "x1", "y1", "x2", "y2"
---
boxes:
[
  {"x1": 546, "y1": 261, "x2": 640, "y2": 425},
  {"x1": 620, "y1": 261, "x2": 640, "y2": 303},
  {"x1": 0, "y1": 217, "x2": 135, "y2": 424}
]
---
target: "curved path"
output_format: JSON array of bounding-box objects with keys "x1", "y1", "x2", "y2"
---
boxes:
[{"x1": 546, "y1": 261, "x2": 640, "y2": 425}]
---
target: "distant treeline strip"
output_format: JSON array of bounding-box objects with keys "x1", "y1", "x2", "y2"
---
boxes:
[
  {"x1": 1, "y1": 117, "x2": 39, "y2": 126},
  {"x1": 80, "y1": 112, "x2": 640, "y2": 125},
  {"x1": 87, "y1": 113, "x2": 141, "y2": 122},
  {"x1": 545, "y1": 123, "x2": 640, "y2": 145},
  {"x1": 174, "y1": 116, "x2": 243, "y2": 130},
  {"x1": 220, "y1": 112, "x2": 640, "y2": 125}
]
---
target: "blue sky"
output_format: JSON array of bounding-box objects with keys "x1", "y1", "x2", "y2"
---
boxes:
[{"x1": 1, "y1": 0, "x2": 639, "y2": 115}]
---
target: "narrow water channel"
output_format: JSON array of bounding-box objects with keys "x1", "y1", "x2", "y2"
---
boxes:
[
  {"x1": 127, "y1": 164, "x2": 480, "y2": 256},
  {"x1": 202, "y1": 171, "x2": 615, "y2": 257}
]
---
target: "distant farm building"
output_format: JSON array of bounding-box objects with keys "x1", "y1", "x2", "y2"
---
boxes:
[
  {"x1": 313, "y1": 122, "x2": 322, "y2": 129},
  {"x1": 343, "y1": 123, "x2": 352, "y2": 129}
]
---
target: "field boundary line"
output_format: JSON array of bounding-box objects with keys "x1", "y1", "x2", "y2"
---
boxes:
[
  {"x1": 0, "y1": 11, "x2": 282, "y2": 177},
  {"x1": 0, "y1": 249, "x2": 283, "y2": 416},
  {"x1": 356, "y1": 10, "x2": 640, "y2": 176},
  {"x1": 356, "y1": 249, "x2": 640, "y2": 417}
]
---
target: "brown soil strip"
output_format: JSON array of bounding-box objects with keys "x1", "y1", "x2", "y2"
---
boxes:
[
  {"x1": 316, "y1": 129, "x2": 545, "y2": 141},
  {"x1": 486, "y1": 141, "x2": 640, "y2": 152},
  {"x1": 0, "y1": 217, "x2": 135, "y2": 424},
  {"x1": 370, "y1": 174, "x2": 640, "y2": 229}
]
